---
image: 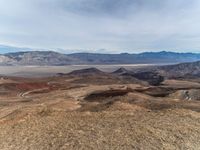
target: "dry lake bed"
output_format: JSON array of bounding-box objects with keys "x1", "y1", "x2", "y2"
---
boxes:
[{"x1": 0, "y1": 64, "x2": 157, "y2": 77}]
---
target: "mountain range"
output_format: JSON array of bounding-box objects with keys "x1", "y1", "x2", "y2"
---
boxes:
[{"x1": 1, "y1": 49, "x2": 200, "y2": 66}]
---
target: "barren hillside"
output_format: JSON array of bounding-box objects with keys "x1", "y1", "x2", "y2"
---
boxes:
[{"x1": 0, "y1": 68, "x2": 200, "y2": 149}]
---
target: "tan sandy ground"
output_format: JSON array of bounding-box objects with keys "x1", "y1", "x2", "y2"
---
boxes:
[
  {"x1": 1, "y1": 76, "x2": 200, "y2": 150},
  {"x1": 0, "y1": 108, "x2": 200, "y2": 150}
]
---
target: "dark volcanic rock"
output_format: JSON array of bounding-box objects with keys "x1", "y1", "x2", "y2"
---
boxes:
[
  {"x1": 132, "y1": 72, "x2": 164, "y2": 86},
  {"x1": 112, "y1": 68, "x2": 164, "y2": 86},
  {"x1": 112, "y1": 68, "x2": 132, "y2": 75},
  {"x1": 67, "y1": 68, "x2": 105, "y2": 76}
]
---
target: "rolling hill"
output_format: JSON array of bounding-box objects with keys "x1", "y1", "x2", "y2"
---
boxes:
[{"x1": 157, "y1": 61, "x2": 200, "y2": 78}]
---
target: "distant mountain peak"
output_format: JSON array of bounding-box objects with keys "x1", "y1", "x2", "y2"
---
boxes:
[
  {"x1": 0, "y1": 48, "x2": 200, "y2": 66},
  {"x1": 68, "y1": 68, "x2": 104, "y2": 76},
  {"x1": 113, "y1": 67, "x2": 130, "y2": 75}
]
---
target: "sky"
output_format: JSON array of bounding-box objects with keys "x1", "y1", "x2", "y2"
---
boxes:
[{"x1": 0, "y1": 0, "x2": 200, "y2": 53}]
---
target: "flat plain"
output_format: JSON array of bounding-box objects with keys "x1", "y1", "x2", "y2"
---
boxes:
[{"x1": 0, "y1": 64, "x2": 157, "y2": 77}]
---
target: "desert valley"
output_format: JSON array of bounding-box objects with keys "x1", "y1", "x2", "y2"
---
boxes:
[
  {"x1": 0, "y1": 59, "x2": 200, "y2": 149},
  {"x1": 1, "y1": 0, "x2": 200, "y2": 149}
]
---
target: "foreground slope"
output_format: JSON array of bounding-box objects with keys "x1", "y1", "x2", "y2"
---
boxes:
[{"x1": 0, "y1": 109, "x2": 200, "y2": 150}]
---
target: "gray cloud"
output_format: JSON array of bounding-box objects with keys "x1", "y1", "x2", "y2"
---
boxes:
[{"x1": 0, "y1": 0, "x2": 200, "y2": 53}]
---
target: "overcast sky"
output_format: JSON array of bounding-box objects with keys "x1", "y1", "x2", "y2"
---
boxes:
[{"x1": 0, "y1": 0, "x2": 200, "y2": 53}]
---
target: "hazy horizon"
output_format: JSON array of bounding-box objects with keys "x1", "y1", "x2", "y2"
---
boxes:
[
  {"x1": 1, "y1": 0, "x2": 200, "y2": 53},
  {"x1": 1, "y1": 44, "x2": 200, "y2": 55}
]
